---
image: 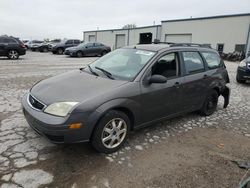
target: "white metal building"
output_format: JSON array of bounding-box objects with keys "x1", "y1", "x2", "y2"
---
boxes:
[
  {"x1": 83, "y1": 25, "x2": 161, "y2": 50},
  {"x1": 161, "y1": 13, "x2": 250, "y2": 54},
  {"x1": 83, "y1": 13, "x2": 250, "y2": 54}
]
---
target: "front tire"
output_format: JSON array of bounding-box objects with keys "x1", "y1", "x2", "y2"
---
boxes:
[
  {"x1": 236, "y1": 74, "x2": 246, "y2": 83},
  {"x1": 8, "y1": 50, "x2": 19, "y2": 59},
  {"x1": 57, "y1": 48, "x2": 64, "y2": 55},
  {"x1": 91, "y1": 110, "x2": 130, "y2": 154},
  {"x1": 42, "y1": 47, "x2": 48, "y2": 53},
  {"x1": 200, "y1": 90, "x2": 218, "y2": 116},
  {"x1": 76, "y1": 51, "x2": 83, "y2": 58}
]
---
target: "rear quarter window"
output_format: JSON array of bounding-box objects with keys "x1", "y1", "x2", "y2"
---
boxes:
[{"x1": 201, "y1": 52, "x2": 222, "y2": 69}]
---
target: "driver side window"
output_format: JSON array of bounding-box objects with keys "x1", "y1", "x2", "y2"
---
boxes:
[{"x1": 152, "y1": 52, "x2": 179, "y2": 78}]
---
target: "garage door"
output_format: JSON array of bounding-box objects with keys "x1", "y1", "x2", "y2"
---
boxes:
[
  {"x1": 115, "y1": 34, "x2": 126, "y2": 49},
  {"x1": 165, "y1": 34, "x2": 192, "y2": 43},
  {"x1": 89, "y1": 35, "x2": 96, "y2": 42}
]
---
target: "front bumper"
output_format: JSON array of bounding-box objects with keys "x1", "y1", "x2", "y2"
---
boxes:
[
  {"x1": 21, "y1": 93, "x2": 95, "y2": 143},
  {"x1": 237, "y1": 67, "x2": 250, "y2": 80},
  {"x1": 64, "y1": 50, "x2": 76, "y2": 56}
]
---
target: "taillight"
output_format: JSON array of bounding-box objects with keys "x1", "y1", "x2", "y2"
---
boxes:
[{"x1": 20, "y1": 43, "x2": 25, "y2": 48}]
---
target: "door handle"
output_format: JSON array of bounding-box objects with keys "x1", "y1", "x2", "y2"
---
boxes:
[
  {"x1": 203, "y1": 74, "x2": 208, "y2": 79},
  {"x1": 174, "y1": 82, "x2": 181, "y2": 88}
]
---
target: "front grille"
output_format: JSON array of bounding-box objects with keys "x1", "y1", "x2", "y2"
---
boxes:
[
  {"x1": 45, "y1": 134, "x2": 64, "y2": 142},
  {"x1": 28, "y1": 94, "x2": 45, "y2": 110}
]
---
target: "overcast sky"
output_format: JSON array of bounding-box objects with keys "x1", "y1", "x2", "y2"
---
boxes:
[{"x1": 0, "y1": 0, "x2": 249, "y2": 40}]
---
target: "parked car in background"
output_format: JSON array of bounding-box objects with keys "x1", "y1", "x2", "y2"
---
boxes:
[
  {"x1": 22, "y1": 39, "x2": 30, "y2": 48},
  {"x1": 0, "y1": 35, "x2": 26, "y2": 59},
  {"x1": 30, "y1": 40, "x2": 43, "y2": 51},
  {"x1": 37, "y1": 42, "x2": 50, "y2": 52},
  {"x1": 22, "y1": 43, "x2": 230, "y2": 153},
  {"x1": 36, "y1": 40, "x2": 61, "y2": 52},
  {"x1": 51, "y1": 39, "x2": 81, "y2": 54},
  {"x1": 236, "y1": 56, "x2": 250, "y2": 83},
  {"x1": 64, "y1": 42, "x2": 111, "y2": 57}
]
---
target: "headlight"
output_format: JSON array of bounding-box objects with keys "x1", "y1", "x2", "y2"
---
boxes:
[
  {"x1": 239, "y1": 60, "x2": 246, "y2": 67},
  {"x1": 44, "y1": 102, "x2": 78, "y2": 117}
]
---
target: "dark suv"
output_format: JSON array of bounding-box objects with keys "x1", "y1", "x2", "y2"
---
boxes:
[
  {"x1": 22, "y1": 43, "x2": 230, "y2": 153},
  {"x1": 0, "y1": 36, "x2": 26, "y2": 59},
  {"x1": 51, "y1": 39, "x2": 81, "y2": 55}
]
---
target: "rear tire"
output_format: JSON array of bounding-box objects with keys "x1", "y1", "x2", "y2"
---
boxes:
[
  {"x1": 8, "y1": 50, "x2": 19, "y2": 59},
  {"x1": 91, "y1": 110, "x2": 130, "y2": 154},
  {"x1": 199, "y1": 90, "x2": 218, "y2": 116},
  {"x1": 101, "y1": 50, "x2": 108, "y2": 56}
]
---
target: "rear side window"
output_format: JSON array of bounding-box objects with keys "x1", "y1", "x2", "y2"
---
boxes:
[
  {"x1": 201, "y1": 52, "x2": 222, "y2": 69},
  {"x1": 74, "y1": 40, "x2": 80, "y2": 44},
  {"x1": 65, "y1": 40, "x2": 73, "y2": 45},
  {"x1": 86, "y1": 43, "x2": 94, "y2": 48},
  {"x1": 8, "y1": 38, "x2": 18, "y2": 44},
  {"x1": 95, "y1": 43, "x2": 103, "y2": 47},
  {"x1": 182, "y1": 51, "x2": 204, "y2": 74}
]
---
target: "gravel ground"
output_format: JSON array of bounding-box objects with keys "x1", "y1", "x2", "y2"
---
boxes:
[{"x1": 0, "y1": 51, "x2": 249, "y2": 188}]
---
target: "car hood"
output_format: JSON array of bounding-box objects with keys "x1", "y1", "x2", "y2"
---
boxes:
[
  {"x1": 66, "y1": 47, "x2": 78, "y2": 51},
  {"x1": 31, "y1": 70, "x2": 128, "y2": 105}
]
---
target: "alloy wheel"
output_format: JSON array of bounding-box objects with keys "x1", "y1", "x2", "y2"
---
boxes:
[
  {"x1": 8, "y1": 50, "x2": 18, "y2": 59},
  {"x1": 101, "y1": 118, "x2": 127, "y2": 149}
]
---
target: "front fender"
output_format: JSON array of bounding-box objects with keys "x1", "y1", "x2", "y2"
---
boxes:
[{"x1": 87, "y1": 98, "x2": 141, "y2": 131}]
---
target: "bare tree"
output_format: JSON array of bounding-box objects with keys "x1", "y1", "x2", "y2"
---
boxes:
[{"x1": 122, "y1": 24, "x2": 136, "y2": 29}]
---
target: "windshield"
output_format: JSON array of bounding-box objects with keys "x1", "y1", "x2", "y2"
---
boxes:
[{"x1": 87, "y1": 48, "x2": 156, "y2": 81}]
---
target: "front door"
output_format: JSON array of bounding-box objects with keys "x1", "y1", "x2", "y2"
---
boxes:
[{"x1": 140, "y1": 52, "x2": 185, "y2": 124}]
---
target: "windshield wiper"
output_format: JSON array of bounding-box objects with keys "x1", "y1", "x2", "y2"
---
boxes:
[
  {"x1": 85, "y1": 65, "x2": 99, "y2": 76},
  {"x1": 95, "y1": 66, "x2": 114, "y2": 79}
]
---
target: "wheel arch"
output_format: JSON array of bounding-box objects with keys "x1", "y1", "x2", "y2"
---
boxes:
[{"x1": 88, "y1": 98, "x2": 140, "y2": 139}]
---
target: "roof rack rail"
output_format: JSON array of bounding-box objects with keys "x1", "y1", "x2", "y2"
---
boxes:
[
  {"x1": 152, "y1": 39, "x2": 174, "y2": 45},
  {"x1": 169, "y1": 43, "x2": 212, "y2": 48},
  {"x1": 152, "y1": 40, "x2": 212, "y2": 48}
]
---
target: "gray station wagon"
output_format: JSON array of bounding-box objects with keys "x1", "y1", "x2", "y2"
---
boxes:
[{"x1": 22, "y1": 43, "x2": 230, "y2": 153}]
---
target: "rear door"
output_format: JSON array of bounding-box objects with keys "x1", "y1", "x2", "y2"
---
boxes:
[
  {"x1": 65, "y1": 40, "x2": 74, "y2": 48},
  {"x1": 93, "y1": 43, "x2": 103, "y2": 55},
  {"x1": 73, "y1": 40, "x2": 80, "y2": 47},
  {"x1": 84, "y1": 43, "x2": 95, "y2": 56},
  {"x1": 180, "y1": 51, "x2": 209, "y2": 111},
  {"x1": 140, "y1": 51, "x2": 185, "y2": 124}
]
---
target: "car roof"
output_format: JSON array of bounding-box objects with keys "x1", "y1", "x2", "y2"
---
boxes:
[
  {"x1": 124, "y1": 44, "x2": 217, "y2": 53},
  {"x1": 124, "y1": 44, "x2": 170, "y2": 52}
]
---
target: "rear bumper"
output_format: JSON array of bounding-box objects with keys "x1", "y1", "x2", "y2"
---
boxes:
[
  {"x1": 19, "y1": 49, "x2": 26, "y2": 55},
  {"x1": 21, "y1": 93, "x2": 96, "y2": 143},
  {"x1": 237, "y1": 67, "x2": 250, "y2": 80}
]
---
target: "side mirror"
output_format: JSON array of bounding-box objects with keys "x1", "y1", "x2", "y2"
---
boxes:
[{"x1": 148, "y1": 75, "x2": 167, "y2": 84}]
